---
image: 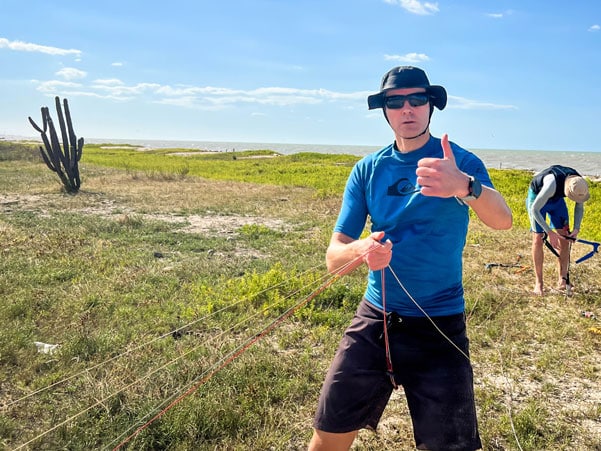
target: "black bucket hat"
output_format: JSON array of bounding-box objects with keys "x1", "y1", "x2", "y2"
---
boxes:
[{"x1": 367, "y1": 66, "x2": 447, "y2": 111}]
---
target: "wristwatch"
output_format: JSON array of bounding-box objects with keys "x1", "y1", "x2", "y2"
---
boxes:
[{"x1": 457, "y1": 175, "x2": 482, "y2": 203}]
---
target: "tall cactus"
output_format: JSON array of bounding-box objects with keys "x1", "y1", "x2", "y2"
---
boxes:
[{"x1": 28, "y1": 97, "x2": 84, "y2": 193}]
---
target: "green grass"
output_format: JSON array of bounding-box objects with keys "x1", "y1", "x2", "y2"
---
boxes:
[
  {"x1": 82, "y1": 144, "x2": 359, "y2": 197},
  {"x1": 1, "y1": 141, "x2": 600, "y2": 450}
]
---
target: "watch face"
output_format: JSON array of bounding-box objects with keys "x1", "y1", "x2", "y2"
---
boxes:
[{"x1": 471, "y1": 177, "x2": 482, "y2": 198}]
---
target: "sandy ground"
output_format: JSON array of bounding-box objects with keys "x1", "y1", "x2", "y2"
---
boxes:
[{"x1": 0, "y1": 193, "x2": 288, "y2": 236}]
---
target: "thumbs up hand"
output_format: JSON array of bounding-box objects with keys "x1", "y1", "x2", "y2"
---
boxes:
[{"x1": 416, "y1": 134, "x2": 471, "y2": 198}]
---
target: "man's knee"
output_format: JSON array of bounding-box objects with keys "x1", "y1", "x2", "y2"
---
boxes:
[{"x1": 532, "y1": 232, "x2": 544, "y2": 244}]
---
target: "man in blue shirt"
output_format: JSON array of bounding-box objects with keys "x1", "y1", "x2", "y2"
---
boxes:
[{"x1": 309, "y1": 66, "x2": 512, "y2": 451}]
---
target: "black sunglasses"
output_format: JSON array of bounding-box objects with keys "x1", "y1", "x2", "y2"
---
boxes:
[{"x1": 384, "y1": 93, "x2": 430, "y2": 109}]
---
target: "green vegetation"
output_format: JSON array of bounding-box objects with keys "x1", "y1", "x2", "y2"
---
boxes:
[
  {"x1": 82, "y1": 144, "x2": 360, "y2": 197},
  {"x1": 1, "y1": 141, "x2": 600, "y2": 450},
  {"x1": 0, "y1": 140, "x2": 40, "y2": 162}
]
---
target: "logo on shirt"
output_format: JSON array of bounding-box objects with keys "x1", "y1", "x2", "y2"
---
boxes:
[{"x1": 387, "y1": 178, "x2": 418, "y2": 196}]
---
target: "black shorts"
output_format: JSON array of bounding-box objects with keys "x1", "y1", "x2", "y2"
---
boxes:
[{"x1": 313, "y1": 299, "x2": 482, "y2": 451}]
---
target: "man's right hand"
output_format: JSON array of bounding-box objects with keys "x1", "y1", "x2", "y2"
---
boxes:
[
  {"x1": 548, "y1": 230, "x2": 567, "y2": 251},
  {"x1": 363, "y1": 231, "x2": 393, "y2": 271}
]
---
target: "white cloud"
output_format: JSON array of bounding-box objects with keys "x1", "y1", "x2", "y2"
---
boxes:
[
  {"x1": 448, "y1": 95, "x2": 517, "y2": 110},
  {"x1": 155, "y1": 96, "x2": 201, "y2": 108},
  {"x1": 486, "y1": 10, "x2": 513, "y2": 19},
  {"x1": 0, "y1": 37, "x2": 81, "y2": 56},
  {"x1": 111, "y1": 62, "x2": 124, "y2": 67},
  {"x1": 384, "y1": 53, "x2": 430, "y2": 63},
  {"x1": 56, "y1": 67, "x2": 87, "y2": 80},
  {"x1": 384, "y1": 0, "x2": 439, "y2": 15},
  {"x1": 91, "y1": 80, "x2": 162, "y2": 99},
  {"x1": 35, "y1": 80, "x2": 83, "y2": 93},
  {"x1": 33, "y1": 76, "x2": 371, "y2": 109},
  {"x1": 588, "y1": 24, "x2": 600, "y2": 32},
  {"x1": 157, "y1": 86, "x2": 366, "y2": 108},
  {"x1": 94, "y1": 78, "x2": 125, "y2": 86}
]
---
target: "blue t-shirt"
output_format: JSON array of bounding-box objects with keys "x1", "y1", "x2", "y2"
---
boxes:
[{"x1": 334, "y1": 136, "x2": 493, "y2": 317}]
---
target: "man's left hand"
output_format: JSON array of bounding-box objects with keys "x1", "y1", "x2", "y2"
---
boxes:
[{"x1": 416, "y1": 133, "x2": 470, "y2": 198}]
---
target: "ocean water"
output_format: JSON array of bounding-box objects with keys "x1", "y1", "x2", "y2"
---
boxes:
[{"x1": 6, "y1": 135, "x2": 601, "y2": 178}]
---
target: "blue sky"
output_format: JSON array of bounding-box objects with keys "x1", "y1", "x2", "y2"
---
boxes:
[{"x1": 1, "y1": 1, "x2": 600, "y2": 152}]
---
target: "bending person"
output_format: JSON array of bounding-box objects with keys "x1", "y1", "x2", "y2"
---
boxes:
[{"x1": 526, "y1": 165, "x2": 590, "y2": 295}]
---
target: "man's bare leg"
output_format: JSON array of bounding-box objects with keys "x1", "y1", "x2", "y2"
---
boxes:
[
  {"x1": 308, "y1": 430, "x2": 358, "y2": 451},
  {"x1": 557, "y1": 230, "x2": 572, "y2": 291},
  {"x1": 532, "y1": 233, "x2": 545, "y2": 296}
]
